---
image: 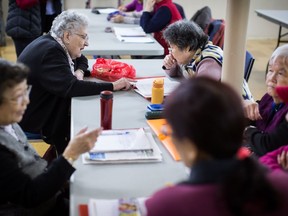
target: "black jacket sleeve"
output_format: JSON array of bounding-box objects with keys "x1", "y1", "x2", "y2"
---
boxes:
[
  {"x1": 0, "y1": 145, "x2": 75, "y2": 207},
  {"x1": 73, "y1": 54, "x2": 91, "y2": 77},
  {"x1": 244, "y1": 120, "x2": 288, "y2": 156}
]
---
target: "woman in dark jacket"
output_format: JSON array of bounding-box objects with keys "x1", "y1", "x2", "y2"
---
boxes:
[{"x1": 6, "y1": 0, "x2": 42, "y2": 57}]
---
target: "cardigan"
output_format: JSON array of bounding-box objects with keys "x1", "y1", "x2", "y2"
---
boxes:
[
  {"x1": 18, "y1": 34, "x2": 114, "y2": 153},
  {"x1": 244, "y1": 93, "x2": 288, "y2": 156},
  {"x1": 145, "y1": 159, "x2": 288, "y2": 216},
  {"x1": 0, "y1": 124, "x2": 75, "y2": 215},
  {"x1": 260, "y1": 145, "x2": 288, "y2": 171}
]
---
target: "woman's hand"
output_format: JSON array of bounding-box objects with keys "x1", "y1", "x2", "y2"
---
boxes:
[
  {"x1": 118, "y1": 5, "x2": 127, "y2": 12},
  {"x1": 74, "y1": 69, "x2": 84, "y2": 80},
  {"x1": 145, "y1": 0, "x2": 156, "y2": 12},
  {"x1": 163, "y1": 54, "x2": 176, "y2": 70},
  {"x1": 277, "y1": 150, "x2": 288, "y2": 170},
  {"x1": 243, "y1": 99, "x2": 262, "y2": 121},
  {"x1": 63, "y1": 127, "x2": 102, "y2": 162},
  {"x1": 111, "y1": 15, "x2": 124, "y2": 23},
  {"x1": 113, "y1": 78, "x2": 132, "y2": 91}
]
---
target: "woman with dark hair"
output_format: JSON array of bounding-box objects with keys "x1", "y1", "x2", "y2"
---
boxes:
[
  {"x1": 162, "y1": 20, "x2": 223, "y2": 81},
  {"x1": 145, "y1": 77, "x2": 288, "y2": 216}
]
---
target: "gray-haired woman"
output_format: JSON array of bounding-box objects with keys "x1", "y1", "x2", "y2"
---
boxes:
[{"x1": 18, "y1": 10, "x2": 131, "y2": 154}]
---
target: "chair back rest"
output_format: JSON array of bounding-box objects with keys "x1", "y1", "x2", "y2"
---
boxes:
[{"x1": 244, "y1": 51, "x2": 255, "y2": 82}]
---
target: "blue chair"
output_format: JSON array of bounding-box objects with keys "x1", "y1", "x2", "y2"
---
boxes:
[{"x1": 244, "y1": 51, "x2": 255, "y2": 82}]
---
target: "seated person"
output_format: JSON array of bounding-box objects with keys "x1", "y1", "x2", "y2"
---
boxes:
[
  {"x1": 162, "y1": 19, "x2": 254, "y2": 101},
  {"x1": 243, "y1": 44, "x2": 288, "y2": 157},
  {"x1": 110, "y1": 0, "x2": 143, "y2": 24},
  {"x1": 140, "y1": 0, "x2": 182, "y2": 58},
  {"x1": 162, "y1": 20, "x2": 222, "y2": 80},
  {"x1": 18, "y1": 11, "x2": 131, "y2": 154},
  {"x1": 0, "y1": 59, "x2": 101, "y2": 216},
  {"x1": 145, "y1": 77, "x2": 288, "y2": 216}
]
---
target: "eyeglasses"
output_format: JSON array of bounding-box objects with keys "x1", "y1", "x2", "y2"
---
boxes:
[
  {"x1": 8, "y1": 85, "x2": 32, "y2": 105},
  {"x1": 74, "y1": 33, "x2": 89, "y2": 41}
]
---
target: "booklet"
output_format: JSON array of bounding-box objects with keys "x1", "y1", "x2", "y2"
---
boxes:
[
  {"x1": 82, "y1": 130, "x2": 162, "y2": 164},
  {"x1": 114, "y1": 27, "x2": 154, "y2": 43},
  {"x1": 88, "y1": 197, "x2": 147, "y2": 216},
  {"x1": 133, "y1": 77, "x2": 180, "y2": 98}
]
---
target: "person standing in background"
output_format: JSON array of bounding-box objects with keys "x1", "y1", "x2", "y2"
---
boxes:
[
  {"x1": 40, "y1": 0, "x2": 62, "y2": 34},
  {"x1": 6, "y1": 0, "x2": 42, "y2": 57}
]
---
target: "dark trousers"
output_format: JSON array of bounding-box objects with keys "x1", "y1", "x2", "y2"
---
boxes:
[{"x1": 12, "y1": 37, "x2": 38, "y2": 57}]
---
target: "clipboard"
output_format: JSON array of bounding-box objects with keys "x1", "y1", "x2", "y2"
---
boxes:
[{"x1": 146, "y1": 119, "x2": 181, "y2": 161}]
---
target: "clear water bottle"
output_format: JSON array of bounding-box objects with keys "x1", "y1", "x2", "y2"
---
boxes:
[{"x1": 100, "y1": 91, "x2": 113, "y2": 130}]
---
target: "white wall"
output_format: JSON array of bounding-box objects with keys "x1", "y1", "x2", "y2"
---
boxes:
[{"x1": 3, "y1": 0, "x2": 288, "y2": 39}]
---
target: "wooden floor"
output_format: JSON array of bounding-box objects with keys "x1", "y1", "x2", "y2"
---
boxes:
[{"x1": 0, "y1": 37, "x2": 276, "y2": 101}]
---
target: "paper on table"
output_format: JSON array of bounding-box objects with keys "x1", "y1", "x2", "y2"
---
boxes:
[
  {"x1": 97, "y1": 8, "x2": 118, "y2": 14},
  {"x1": 134, "y1": 77, "x2": 180, "y2": 98},
  {"x1": 114, "y1": 26, "x2": 154, "y2": 43},
  {"x1": 114, "y1": 27, "x2": 147, "y2": 37},
  {"x1": 146, "y1": 119, "x2": 181, "y2": 161},
  {"x1": 90, "y1": 128, "x2": 152, "y2": 152},
  {"x1": 115, "y1": 34, "x2": 154, "y2": 43},
  {"x1": 82, "y1": 133, "x2": 162, "y2": 164}
]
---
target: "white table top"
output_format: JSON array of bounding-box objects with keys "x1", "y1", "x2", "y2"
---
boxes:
[
  {"x1": 70, "y1": 9, "x2": 164, "y2": 56},
  {"x1": 70, "y1": 59, "x2": 187, "y2": 216},
  {"x1": 255, "y1": 9, "x2": 288, "y2": 28}
]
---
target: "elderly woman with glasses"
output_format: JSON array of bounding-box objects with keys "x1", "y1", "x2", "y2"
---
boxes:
[
  {"x1": 0, "y1": 59, "x2": 101, "y2": 216},
  {"x1": 17, "y1": 10, "x2": 131, "y2": 154}
]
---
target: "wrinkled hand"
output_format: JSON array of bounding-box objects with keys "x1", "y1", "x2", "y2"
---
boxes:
[
  {"x1": 243, "y1": 99, "x2": 262, "y2": 121},
  {"x1": 145, "y1": 0, "x2": 156, "y2": 12},
  {"x1": 111, "y1": 15, "x2": 124, "y2": 23},
  {"x1": 277, "y1": 151, "x2": 288, "y2": 170},
  {"x1": 163, "y1": 54, "x2": 176, "y2": 70},
  {"x1": 63, "y1": 127, "x2": 102, "y2": 161},
  {"x1": 113, "y1": 78, "x2": 132, "y2": 91},
  {"x1": 74, "y1": 69, "x2": 84, "y2": 80},
  {"x1": 118, "y1": 5, "x2": 127, "y2": 12}
]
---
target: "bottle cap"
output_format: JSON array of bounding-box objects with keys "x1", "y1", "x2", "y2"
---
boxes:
[
  {"x1": 153, "y1": 79, "x2": 164, "y2": 88},
  {"x1": 100, "y1": 90, "x2": 113, "y2": 99}
]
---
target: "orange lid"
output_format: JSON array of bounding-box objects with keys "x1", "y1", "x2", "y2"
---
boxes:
[{"x1": 153, "y1": 78, "x2": 164, "y2": 88}]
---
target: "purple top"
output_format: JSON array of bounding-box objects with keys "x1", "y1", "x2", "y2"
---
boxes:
[
  {"x1": 256, "y1": 93, "x2": 288, "y2": 133},
  {"x1": 260, "y1": 145, "x2": 288, "y2": 171},
  {"x1": 145, "y1": 172, "x2": 288, "y2": 216},
  {"x1": 125, "y1": 0, "x2": 143, "y2": 12}
]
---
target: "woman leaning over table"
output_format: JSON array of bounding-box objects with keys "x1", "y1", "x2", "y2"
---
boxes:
[
  {"x1": 145, "y1": 77, "x2": 288, "y2": 216},
  {"x1": 243, "y1": 44, "x2": 288, "y2": 157},
  {"x1": 0, "y1": 59, "x2": 102, "y2": 216},
  {"x1": 162, "y1": 19, "x2": 253, "y2": 100},
  {"x1": 17, "y1": 11, "x2": 131, "y2": 155}
]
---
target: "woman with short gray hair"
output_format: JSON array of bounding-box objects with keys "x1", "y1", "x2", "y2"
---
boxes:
[{"x1": 18, "y1": 10, "x2": 131, "y2": 155}]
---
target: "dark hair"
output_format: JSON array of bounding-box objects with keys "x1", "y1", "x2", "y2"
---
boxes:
[
  {"x1": 163, "y1": 20, "x2": 208, "y2": 51},
  {"x1": 164, "y1": 77, "x2": 280, "y2": 215},
  {"x1": 0, "y1": 59, "x2": 29, "y2": 105}
]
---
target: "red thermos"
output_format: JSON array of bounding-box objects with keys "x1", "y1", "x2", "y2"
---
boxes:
[{"x1": 100, "y1": 91, "x2": 113, "y2": 130}]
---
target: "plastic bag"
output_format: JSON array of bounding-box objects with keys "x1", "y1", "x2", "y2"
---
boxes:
[{"x1": 91, "y1": 58, "x2": 136, "y2": 82}]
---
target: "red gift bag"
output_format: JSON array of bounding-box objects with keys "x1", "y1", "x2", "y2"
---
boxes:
[
  {"x1": 16, "y1": 0, "x2": 39, "y2": 9},
  {"x1": 91, "y1": 58, "x2": 136, "y2": 82}
]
